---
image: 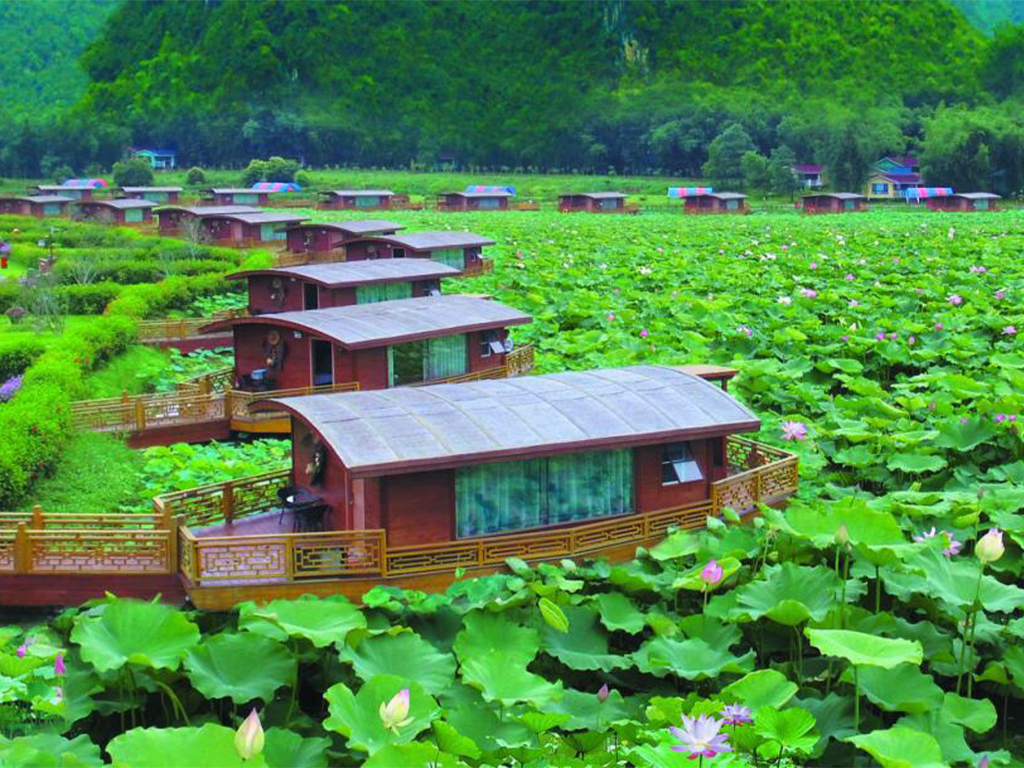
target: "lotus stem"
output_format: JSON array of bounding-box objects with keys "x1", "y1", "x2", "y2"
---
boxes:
[{"x1": 854, "y1": 665, "x2": 860, "y2": 732}]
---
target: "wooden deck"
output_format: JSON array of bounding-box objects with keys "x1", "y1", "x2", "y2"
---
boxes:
[{"x1": 0, "y1": 438, "x2": 798, "y2": 608}]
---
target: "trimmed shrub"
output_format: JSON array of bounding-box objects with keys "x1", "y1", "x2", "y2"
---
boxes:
[
  {"x1": 0, "y1": 337, "x2": 46, "y2": 380},
  {"x1": 186, "y1": 166, "x2": 206, "y2": 185},
  {"x1": 60, "y1": 282, "x2": 123, "y2": 314},
  {"x1": 0, "y1": 282, "x2": 22, "y2": 313},
  {"x1": 112, "y1": 158, "x2": 155, "y2": 187}
]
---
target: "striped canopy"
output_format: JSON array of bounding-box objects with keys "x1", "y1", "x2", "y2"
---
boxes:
[
  {"x1": 62, "y1": 179, "x2": 108, "y2": 188},
  {"x1": 668, "y1": 187, "x2": 713, "y2": 198},
  {"x1": 252, "y1": 182, "x2": 302, "y2": 192},
  {"x1": 904, "y1": 187, "x2": 953, "y2": 199},
  {"x1": 465, "y1": 185, "x2": 516, "y2": 196}
]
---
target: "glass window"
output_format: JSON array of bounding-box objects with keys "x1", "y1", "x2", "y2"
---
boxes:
[
  {"x1": 355, "y1": 195, "x2": 381, "y2": 207},
  {"x1": 598, "y1": 198, "x2": 620, "y2": 210},
  {"x1": 125, "y1": 207, "x2": 144, "y2": 223},
  {"x1": 480, "y1": 330, "x2": 505, "y2": 357},
  {"x1": 873, "y1": 183, "x2": 889, "y2": 194},
  {"x1": 975, "y1": 199, "x2": 989, "y2": 210},
  {"x1": 43, "y1": 203, "x2": 60, "y2": 216},
  {"x1": 661, "y1": 442, "x2": 704, "y2": 485},
  {"x1": 388, "y1": 334, "x2": 467, "y2": 386},
  {"x1": 260, "y1": 223, "x2": 285, "y2": 241},
  {"x1": 392, "y1": 248, "x2": 406, "y2": 258},
  {"x1": 235, "y1": 193, "x2": 258, "y2": 204},
  {"x1": 726, "y1": 199, "x2": 739, "y2": 210},
  {"x1": 455, "y1": 448, "x2": 633, "y2": 538},
  {"x1": 477, "y1": 197, "x2": 501, "y2": 209},
  {"x1": 432, "y1": 248, "x2": 465, "y2": 269},
  {"x1": 843, "y1": 200, "x2": 855, "y2": 210},
  {"x1": 356, "y1": 281, "x2": 413, "y2": 304}
]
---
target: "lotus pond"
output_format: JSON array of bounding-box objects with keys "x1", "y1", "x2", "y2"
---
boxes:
[{"x1": 4, "y1": 208, "x2": 1024, "y2": 767}]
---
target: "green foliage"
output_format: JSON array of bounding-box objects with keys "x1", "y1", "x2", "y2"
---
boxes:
[
  {"x1": 71, "y1": 598, "x2": 201, "y2": 672},
  {"x1": 186, "y1": 166, "x2": 206, "y2": 185},
  {"x1": 702, "y1": 124, "x2": 756, "y2": 189},
  {"x1": 112, "y1": 157, "x2": 155, "y2": 187},
  {"x1": 241, "y1": 157, "x2": 300, "y2": 186}
]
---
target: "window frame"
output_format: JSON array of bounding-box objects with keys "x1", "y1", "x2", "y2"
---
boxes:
[{"x1": 661, "y1": 441, "x2": 705, "y2": 486}]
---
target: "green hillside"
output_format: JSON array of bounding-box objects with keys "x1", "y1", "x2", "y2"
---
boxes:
[
  {"x1": 0, "y1": 0, "x2": 117, "y2": 115},
  {"x1": 951, "y1": 0, "x2": 1024, "y2": 33}
]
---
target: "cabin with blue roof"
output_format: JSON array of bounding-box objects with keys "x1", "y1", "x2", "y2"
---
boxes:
[
  {"x1": 131, "y1": 149, "x2": 177, "y2": 169},
  {"x1": 438, "y1": 186, "x2": 515, "y2": 211}
]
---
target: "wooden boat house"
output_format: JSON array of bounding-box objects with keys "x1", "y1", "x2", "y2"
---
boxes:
[
  {"x1": 925, "y1": 192, "x2": 1001, "y2": 212},
  {"x1": 31, "y1": 179, "x2": 107, "y2": 200},
  {"x1": 800, "y1": 193, "x2": 867, "y2": 214},
  {"x1": 318, "y1": 190, "x2": 396, "y2": 210},
  {"x1": 558, "y1": 192, "x2": 636, "y2": 213},
  {"x1": 74, "y1": 198, "x2": 158, "y2": 225},
  {"x1": 119, "y1": 186, "x2": 182, "y2": 203},
  {"x1": 200, "y1": 295, "x2": 532, "y2": 393},
  {"x1": 437, "y1": 190, "x2": 513, "y2": 211},
  {"x1": 155, "y1": 207, "x2": 306, "y2": 244},
  {"x1": 282, "y1": 221, "x2": 406, "y2": 258},
  {"x1": 793, "y1": 164, "x2": 824, "y2": 189},
  {"x1": 680, "y1": 192, "x2": 748, "y2": 214},
  {"x1": 155, "y1": 205, "x2": 260, "y2": 236},
  {"x1": 200, "y1": 188, "x2": 271, "y2": 206},
  {"x1": 228, "y1": 259, "x2": 462, "y2": 315},
  {"x1": 343, "y1": 232, "x2": 494, "y2": 273},
  {"x1": 0, "y1": 195, "x2": 74, "y2": 217}
]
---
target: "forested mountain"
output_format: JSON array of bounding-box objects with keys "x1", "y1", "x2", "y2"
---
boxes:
[
  {"x1": 0, "y1": 0, "x2": 116, "y2": 115},
  {"x1": 951, "y1": 0, "x2": 1024, "y2": 34},
  {"x1": 2, "y1": 0, "x2": 1024, "y2": 191}
]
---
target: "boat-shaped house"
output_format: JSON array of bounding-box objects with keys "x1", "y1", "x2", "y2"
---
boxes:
[
  {"x1": 200, "y1": 188, "x2": 271, "y2": 206},
  {"x1": 343, "y1": 231, "x2": 494, "y2": 274},
  {"x1": 558, "y1": 192, "x2": 636, "y2": 213},
  {"x1": 154, "y1": 206, "x2": 306, "y2": 245},
  {"x1": 680, "y1": 192, "x2": 749, "y2": 214},
  {"x1": 119, "y1": 186, "x2": 182, "y2": 203},
  {"x1": 925, "y1": 192, "x2": 1001, "y2": 212},
  {"x1": 0, "y1": 195, "x2": 74, "y2": 217},
  {"x1": 318, "y1": 190, "x2": 396, "y2": 210},
  {"x1": 157, "y1": 364, "x2": 798, "y2": 608},
  {"x1": 74, "y1": 198, "x2": 158, "y2": 224},
  {"x1": 228, "y1": 259, "x2": 462, "y2": 315},
  {"x1": 31, "y1": 179, "x2": 108, "y2": 200},
  {"x1": 156, "y1": 205, "x2": 261, "y2": 236},
  {"x1": 280, "y1": 221, "x2": 406, "y2": 261},
  {"x1": 800, "y1": 193, "x2": 867, "y2": 214},
  {"x1": 437, "y1": 189, "x2": 514, "y2": 211}
]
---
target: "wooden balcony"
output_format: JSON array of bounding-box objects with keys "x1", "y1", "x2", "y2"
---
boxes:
[
  {"x1": 462, "y1": 258, "x2": 494, "y2": 277},
  {"x1": 136, "y1": 309, "x2": 243, "y2": 350}
]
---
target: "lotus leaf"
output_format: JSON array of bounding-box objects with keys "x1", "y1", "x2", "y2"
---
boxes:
[
  {"x1": 804, "y1": 629, "x2": 922, "y2": 668},
  {"x1": 432, "y1": 720, "x2": 482, "y2": 758},
  {"x1": 753, "y1": 706, "x2": 818, "y2": 756},
  {"x1": 897, "y1": 711, "x2": 975, "y2": 766},
  {"x1": 106, "y1": 724, "x2": 267, "y2": 767},
  {"x1": 238, "y1": 595, "x2": 366, "y2": 647},
  {"x1": 941, "y1": 692, "x2": 997, "y2": 734},
  {"x1": 0, "y1": 734, "x2": 101, "y2": 768},
  {"x1": 362, "y1": 743, "x2": 469, "y2": 768},
  {"x1": 453, "y1": 610, "x2": 562, "y2": 706},
  {"x1": 850, "y1": 663, "x2": 943, "y2": 713},
  {"x1": 339, "y1": 630, "x2": 456, "y2": 694},
  {"x1": 323, "y1": 675, "x2": 438, "y2": 754},
  {"x1": 720, "y1": 669, "x2": 798, "y2": 710},
  {"x1": 733, "y1": 563, "x2": 841, "y2": 625},
  {"x1": 546, "y1": 686, "x2": 635, "y2": 731},
  {"x1": 884, "y1": 548, "x2": 1024, "y2": 612},
  {"x1": 261, "y1": 727, "x2": 329, "y2": 768},
  {"x1": 633, "y1": 636, "x2": 754, "y2": 679},
  {"x1": 539, "y1": 604, "x2": 632, "y2": 672},
  {"x1": 591, "y1": 592, "x2": 646, "y2": 634},
  {"x1": 184, "y1": 632, "x2": 295, "y2": 704},
  {"x1": 71, "y1": 598, "x2": 200, "y2": 672},
  {"x1": 848, "y1": 726, "x2": 946, "y2": 768}
]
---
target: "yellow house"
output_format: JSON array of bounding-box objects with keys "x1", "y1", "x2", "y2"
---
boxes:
[{"x1": 865, "y1": 171, "x2": 921, "y2": 200}]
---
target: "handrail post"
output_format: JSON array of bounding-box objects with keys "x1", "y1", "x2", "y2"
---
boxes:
[
  {"x1": 378, "y1": 530, "x2": 387, "y2": 577},
  {"x1": 134, "y1": 400, "x2": 146, "y2": 431},
  {"x1": 166, "y1": 516, "x2": 178, "y2": 573},
  {"x1": 13, "y1": 523, "x2": 29, "y2": 574},
  {"x1": 222, "y1": 482, "x2": 235, "y2": 525},
  {"x1": 31, "y1": 504, "x2": 43, "y2": 530}
]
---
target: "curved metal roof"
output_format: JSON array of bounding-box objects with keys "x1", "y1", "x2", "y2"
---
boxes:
[
  {"x1": 283, "y1": 221, "x2": 406, "y2": 235},
  {"x1": 327, "y1": 189, "x2": 395, "y2": 196},
  {"x1": 562, "y1": 192, "x2": 626, "y2": 199},
  {"x1": 76, "y1": 199, "x2": 157, "y2": 209},
  {"x1": 155, "y1": 205, "x2": 261, "y2": 216},
  {"x1": 803, "y1": 193, "x2": 864, "y2": 200},
  {"x1": 120, "y1": 187, "x2": 183, "y2": 193},
  {"x1": 5, "y1": 196, "x2": 74, "y2": 204},
  {"x1": 259, "y1": 365, "x2": 760, "y2": 477},
  {"x1": 202, "y1": 295, "x2": 531, "y2": 348},
  {"x1": 227, "y1": 259, "x2": 461, "y2": 287},
  {"x1": 348, "y1": 232, "x2": 494, "y2": 250},
  {"x1": 953, "y1": 192, "x2": 1001, "y2": 200}
]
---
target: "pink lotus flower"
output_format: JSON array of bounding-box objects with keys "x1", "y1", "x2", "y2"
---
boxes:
[
  {"x1": 995, "y1": 413, "x2": 1007, "y2": 423},
  {"x1": 379, "y1": 688, "x2": 413, "y2": 733},
  {"x1": 720, "y1": 704, "x2": 753, "y2": 726},
  {"x1": 597, "y1": 684, "x2": 610, "y2": 703},
  {"x1": 995, "y1": 290, "x2": 1006, "y2": 300},
  {"x1": 948, "y1": 294, "x2": 963, "y2": 306},
  {"x1": 606, "y1": 313, "x2": 614, "y2": 322},
  {"x1": 781, "y1": 421, "x2": 808, "y2": 441},
  {"x1": 54, "y1": 654, "x2": 65, "y2": 676},
  {"x1": 778, "y1": 296, "x2": 792, "y2": 306},
  {"x1": 670, "y1": 714, "x2": 733, "y2": 760},
  {"x1": 970, "y1": 265, "x2": 987, "y2": 274},
  {"x1": 841, "y1": 335, "x2": 849, "y2": 342},
  {"x1": 16, "y1": 645, "x2": 27, "y2": 659},
  {"x1": 976, "y1": 528, "x2": 1005, "y2": 564},
  {"x1": 700, "y1": 559, "x2": 724, "y2": 587},
  {"x1": 800, "y1": 288, "x2": 817, "y2": 299},
  {"x1": 888, "y1": 332, "x2": 897, "y2": 340},
  {"x1": 909, "y1": 336, "x2": 916, "y2": 345},
  {"x1": 736, "y1": 325, "x2": 753, "y2": 338},
  {"x1": 809, "y1": 261, "x2": 817, "y2": 269},
  {"x1": 936, "y1": 323, "x2": 944, "y2": 331},
  {"x1": 640, "y1": 329, "x2": 649, "y2": 338},
  {"x1": 234, "y1": 709, "x2": 265, "y2": 761},
  {"x1": 51, "y1": 686, "x2": 63, "y2": 706},
  {"x1": 1003, "y1": 326, "x2": 1016, "y2": 336},
  {"x1": 844, "y1": 273, "x2": 855, "y2": 282},
  {"x1": 849, "y1": 300, "x2": 860, "y2": 308},
  {"x1": 876, "y1": 331, "x2": 886, "y2": 341},
  {"x1": 914, "y1": 527, "x2": 961, "y2": 557}
]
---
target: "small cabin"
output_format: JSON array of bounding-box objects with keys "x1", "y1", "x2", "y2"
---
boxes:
[
  {"x1": 258, "y1": 365, "x2": 764, "y2": 543},
  {"x1": 925, "y1": 192, "x2": 1001, "y2": 212},
  {"x1": 155, "y1": 205, "x2": 261, "y2": 236},
  {"x1": 681, "y1": 192, "x2": 748, "y2": 214},
  {"x1": 318, "y1": 190, "x2": 395, "y2": 210},
  {"x1": 75, "y1": 198, "x2": 157, "y2": 224},
  {"x1": 283, "y1": 221, "x2": 406, "y2": 256},
  {"x1": 200, "y1": 295, "x2": 532, "y2": 393},
  {"x1": 32, "y1": 183, "x2": 103, "y2": 201},
  {"x1": 119, "y1": 187, "x2": 182, "y2": 204},
  {"x1": 800, "y1": 193, "x2": 866, "y2": 214},
  {"x1": 343, "y1": 232, "x2": 494, "y2": 271},
  {"x1": 0, "y1": 196, "x2": 74, "y2": 217},
  {"x1": 228, "y1": 259, "x2": 462, "y2": 315},
  {"x1": 558, "y1": 192, "x2": 631, "y2": 213},
  {"x1": 131, "y1": 149, "x2": 177, "y2": 169},
  {"x1": 189, "y1": 212, "x2": 309, "y2": 246},
  {"x1": 793, "y1": 164, "x2": 824, "y2": 188},
  {"x1": 200, "y1": 188, "x2": 270, "y2": 206},
  {"x1": 437, "y1": 191, "x2": 513, "y2": 211}
]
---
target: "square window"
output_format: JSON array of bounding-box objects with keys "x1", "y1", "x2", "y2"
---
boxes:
[
  {"x1": 661, "y1": 442, "x2": 704, "y2": 484},
  {"x1": 480, "y1": 330, "x2": 499, "y2": 357},
  {"x1": 393, "y1": 248, "x2": 406, "y2": 258}
]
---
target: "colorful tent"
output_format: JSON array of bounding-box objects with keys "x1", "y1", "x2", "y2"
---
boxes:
[
  {"x1": 904, "y1": 187, "x2": 953, "y2": 199},
  {"x1": 252, "y1": 182, "x2": 302, "y2": 192},
  {"x1": 464, "y1": 185, "x2": 516, "y2": 196},
  {"x1": 668, "y1": 187, "x2": 713, "y2": 197},
  {"x1": 62, "y1": 179, "x2": 108, "y2": 188}
]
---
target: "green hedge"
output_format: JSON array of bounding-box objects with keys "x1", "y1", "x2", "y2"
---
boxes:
[
  {"x1": 0, "y1": 283, "x2": 21, "y2": 314},
  {"x1": 60, "y1": 282, "x2": 123, "y2": 314},
  {"x1": 0, "y1": 337, "x2": 46, "y2": 380},
  {"x1": 0, "y1": 315, "x2": 136, "y2": 507}
]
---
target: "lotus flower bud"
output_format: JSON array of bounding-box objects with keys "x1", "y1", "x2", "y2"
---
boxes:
[
  {"x1": 835, "y1": 524, "x2": 849, "y2": 547},
  {"x1": 700, "y1": 559, "x2": 724, "y2": 587},
  {"x1": 234, "y1": 709, "x2": 264, "y2": 761},
  {"x1": 597, "y1": 684, "x2": 610, "y2": 703},
  {"x1": 379, "y1": 688, "x2": 413, "y2": 733},
  {"x1": 976, "y1": 528, "x2": 1004, "y2": 564}
]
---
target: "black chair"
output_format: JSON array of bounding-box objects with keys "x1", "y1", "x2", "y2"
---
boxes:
[
  {"x1": 276, "y1": 485, "x2": 298, "y2": 526},
  {"x1": 292, "y1": 503, "x2": 328, "y2": 533}
]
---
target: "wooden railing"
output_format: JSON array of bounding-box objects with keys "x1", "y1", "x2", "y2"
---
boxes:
[
  {"x1": 462, "y1": 258, "x2": 494, "y2": 277},
  {"x1": 166, "y1": 437, "x2": 797, "y2": 587},
  {"x1": 70, "y1": 381, "x2": 360, "y2": 434},
  {"x1": 137, "y1": 310, "x2": 244, "y2": 342},
  {"x1": 505, "y1": 344, "x2": 534, "y2": 376}
]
